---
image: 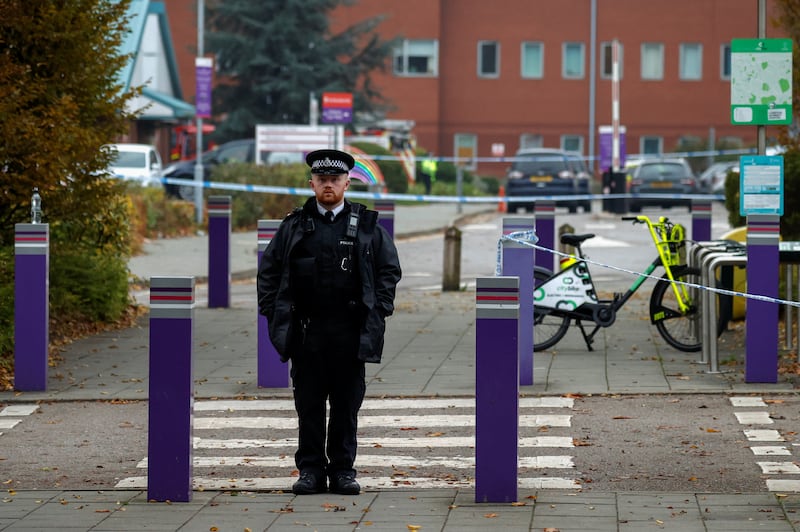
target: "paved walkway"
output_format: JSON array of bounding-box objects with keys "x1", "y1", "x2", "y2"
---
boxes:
[{"x1": 2, "y1": 203, "x2": 800, "y2": 531}]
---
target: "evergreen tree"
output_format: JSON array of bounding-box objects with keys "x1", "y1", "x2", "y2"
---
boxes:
[{"x1": 207, "y1": 0, "x2": 397, "y2": 140}]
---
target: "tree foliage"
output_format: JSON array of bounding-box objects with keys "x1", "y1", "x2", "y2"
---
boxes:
[
  {"x1": 0, "y1": 0, "x2": 140, "y2": 244},
  {"x1": 769, "y1": 1, "x2": 800, "y2": 238},
  {"x1": 207, "y1": 0, "x2": 398, "y2": 141},
  {"x1": 0, "y1": 0, "x2": 142, "y2": 366}
]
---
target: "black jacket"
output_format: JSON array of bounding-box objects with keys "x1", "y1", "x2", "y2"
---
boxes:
[{"x1": 257, "y1": 198, "x2": 402, "y2": 363}]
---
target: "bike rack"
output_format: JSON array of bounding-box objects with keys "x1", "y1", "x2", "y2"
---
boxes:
[
  {"x1": 701, "y1": 252, "x2": 746, "y2": 374},
  {"x1": 687, "y1": 241, "x2": 743, "y2": 354}
]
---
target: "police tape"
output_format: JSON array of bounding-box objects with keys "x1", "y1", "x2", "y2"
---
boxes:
[
  {"x1": 497, "y1": 231, "x2": 800, "y2": 309},
  {"x1": 161, "y1": 176, "x2": 724, "y2": 204}
]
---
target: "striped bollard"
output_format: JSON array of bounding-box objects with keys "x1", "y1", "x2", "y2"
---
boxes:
[
  {"x1": 374, "y1": 200, "x2": 395, "y2": 239},
  {"x1": 14, "y1": 223, "x2": 49, "y2": 391},
  {"x1": 475, "y1": 276, "x2": 519, "y2": 503},
  {"x1": 534, "y1": 200, "x2": 555, "y2": 271},
  {"x1": 208, "y1": 195, "x2": 231, "y2": 308},
  {"x1": 148, "y1": 277, "x2": 195, "y2": 502},
  {"x1": 257, "y1": 220, "x2": 289, "y2": 388},
  {"x1": 691, "y1": 199, "x2": 712, "y2": 243},
  {"x1": 745, "y1": 215, "x2": 780, "y2": 383},
  {"x1": 502, "y1": 217, "x2": 535, "y2": 386}
]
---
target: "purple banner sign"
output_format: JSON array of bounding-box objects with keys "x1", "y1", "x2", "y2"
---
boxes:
[{"x1": 195, "y1": 57, "x2": 213, "y2": 119}]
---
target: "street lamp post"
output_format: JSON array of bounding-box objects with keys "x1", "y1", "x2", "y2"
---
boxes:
[{"x1": 194, "y1": 0, "x2": 205, "y2": 225}]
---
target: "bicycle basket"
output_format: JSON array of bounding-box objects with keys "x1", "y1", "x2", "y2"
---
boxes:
[{"x1": 663, "y1": 224, "x2": 686, "y2": 266}]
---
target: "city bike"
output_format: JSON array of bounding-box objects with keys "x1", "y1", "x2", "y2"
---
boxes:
[{"x1": 533, "y1": 215, "x2": 706, "y2": 353}]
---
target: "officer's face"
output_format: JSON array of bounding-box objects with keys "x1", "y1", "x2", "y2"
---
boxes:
[{"x1": 310, "y1": 172, "x2": 350, "y2": 208}]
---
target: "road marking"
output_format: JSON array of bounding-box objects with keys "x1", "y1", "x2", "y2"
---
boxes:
[
  {"x1": 0, "y1": 405, "x2": 39, "y2": 416},
  {"x1": 137, "y1": 454, "x2": 575, "y2": 470},
  {"x1": 582, "y1": 235, "x2": 631, "y2": 248},
  {"x1": 751, "y1": 446, "x2": 791, "y2": 456},
  {"x1": 767, "y1": 480, "x2": 800, "y2": 492},
  {"x1": 116, "y1": 476, "x2": 581, "y2": 491},
  {"x1": 734, "y1": 412, "x2": 773, "y2": 425},
  {"x1": 194, "y1": 414, "x2": 571, "y2": 430},
  {"x1": 120, "y1": 396, "x2": 580, "y2": 491},
  {"x1": 730, "y1": 397, "x2": 768, "y2": 408},
  {"x1": 194, "y1": 435, "x2": 575, "y2": 449},
  {"x1": 744, "y1": 429, "x2": 784, "y2": 442},
  {"x1": 0, "y1": 419, "x2": 22, "y2": 430},
  {"x1": 758, "y1": 462, "x2": 800, "y2": 475},
  {"x1": 193, "y1": 397, "x2": 574, "y2": 412}
]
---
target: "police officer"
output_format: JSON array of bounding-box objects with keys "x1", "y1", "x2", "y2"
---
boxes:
[{"x1": 257, "y1": 149, "x2": 402, "y2": 495}]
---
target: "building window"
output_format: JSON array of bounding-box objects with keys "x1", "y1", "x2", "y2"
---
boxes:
[
  {"x1": 600, "y1": 41, "x2": 623, "y2": 79},
  {"x1": 562, "y1": 42, "x2": 585, "y2": 79},
  {"x1": 679, "y1": 43, "x2": 702, "y2": 80},
  {"x1": 641, "y1": 136, "x2": 663, "y2": 155},
  {"x1": 454, "y1": 133, "x2": 477, "y2": 170},
  {"x1": 521, "y1": 42, "x2": 544, "y2": 79},
  {"x1": 478, "y1": 41, "x2": 500, "y2": 78},
  {"x1": 393, "y1": 39, "x2": 438, "y2": 76},
  {"x1": 561, "y1": 135, "x2": 583, "y2": 153},
  {"x1": 519, "y1": 134, "x2": 543, "y2": 150},
  {"x1": 641, "y1": 42, "x2": 664, "y2": 80},
  {"x1": 720, "y1": 43, "x2": 731, "y2": 80}
]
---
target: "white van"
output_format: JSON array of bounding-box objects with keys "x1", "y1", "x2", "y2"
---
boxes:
[{"x1": 106, "y1": 143, "x2": 164, "y2": 188}]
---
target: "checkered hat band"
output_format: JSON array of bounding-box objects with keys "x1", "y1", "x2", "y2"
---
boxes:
[{"x1": 311, "y1": 157, "x2": 348, "y2": 172}]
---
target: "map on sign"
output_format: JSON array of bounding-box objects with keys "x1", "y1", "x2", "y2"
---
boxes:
[{"x1": 731, "y1": 38, "x2": 793, "y2": 125}]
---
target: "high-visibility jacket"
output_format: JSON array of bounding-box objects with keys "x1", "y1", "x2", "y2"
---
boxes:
[{"x1": 421, "y1": 158, "x2": 438, "y2": 180}]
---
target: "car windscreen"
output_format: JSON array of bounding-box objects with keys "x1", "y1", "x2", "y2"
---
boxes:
[
  {"x1": 111, "y1": 151, "x2": 147, "y2": 168},
  {"x1": 513, "y1": 154, "x2": 568, "y2": 176},
  {"x1": 638, "y1": 163, "x2": 687, "y2": 180}
]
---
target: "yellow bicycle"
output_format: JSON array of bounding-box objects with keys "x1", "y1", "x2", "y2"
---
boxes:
[{"x1": 533, "y1": 215, "x2": 703, "y2": 352}]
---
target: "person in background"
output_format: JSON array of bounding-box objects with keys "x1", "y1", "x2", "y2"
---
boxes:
[
  {"x1": 257, "y1": 149, "x2": 402, "y2": 495},
  {"x1": 419, "y1": 153, "x2": 438, "y2": 194}
]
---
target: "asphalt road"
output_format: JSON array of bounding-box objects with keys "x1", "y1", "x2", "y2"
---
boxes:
[{"x1": 2, "y1": 393, "x2": 798, "y2": 493}]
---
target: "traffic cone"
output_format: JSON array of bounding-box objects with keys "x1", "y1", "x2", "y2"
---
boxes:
[{"x1": 498, "y1": 185, "x2": 507, "y2": 213}]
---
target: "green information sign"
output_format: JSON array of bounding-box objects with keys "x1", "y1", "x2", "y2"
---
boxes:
[{"x1": 730, "y1": 38, "x2": 793, "y2": 126}]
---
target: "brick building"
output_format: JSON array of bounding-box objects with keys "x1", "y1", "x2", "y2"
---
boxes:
[{"x1": 164, "y1": 0, "x2": 786, "y2": 176}]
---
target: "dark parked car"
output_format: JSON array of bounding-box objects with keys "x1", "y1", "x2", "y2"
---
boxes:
[
  {"x1": 627, "y1": 158, "x2": 699, "y2": 213},
  {"x1": 163, "y1": 139, "x2": 303, "y2": 200},
  {"x1": 505, "y1": 148, "x2": 591, "y2": 213}
]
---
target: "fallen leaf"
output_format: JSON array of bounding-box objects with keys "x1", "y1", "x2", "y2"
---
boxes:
[
  {"x1": 484, "y1": 513, "x2": 498, "y2": 518},
  {"x1": 612, "y1": 416, "x2": 632, "y2": 420}
]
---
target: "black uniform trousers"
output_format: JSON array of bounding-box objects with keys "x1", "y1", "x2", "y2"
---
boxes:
[{"x1": 290, "y1": 320, "x2": 366, "y2": 479}]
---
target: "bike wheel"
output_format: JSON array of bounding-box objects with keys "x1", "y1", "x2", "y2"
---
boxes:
[
  {"x1": 533, "y1": 268, "x2": 571, "y2": 351},
  {"x1": 651, "y1": 267, "x2": 702, "y2": 352}
]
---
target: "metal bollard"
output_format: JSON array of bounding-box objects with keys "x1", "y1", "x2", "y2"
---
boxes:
[
  {"x1": 257, "y1": 220, "x2": 289, "y2": 388},
  {"x1": 442, "y1": 226, "x2": 462, "y2": 291},
  {"x1": 534, "y1": 201, "x2": 555, "y2": 271},
  {"x1": 148, "y1": 276, "x2": 195, "y2": 502},
  {"x1": 475, "y1": 276, "x2": 519, "y2": 503},
  {"x1": 374, "y1": 200, "x2": 395, "y2": 239},
  {"x1": 14, "y1": 221, "x2": 49, "y2": 391},
  {"x1": 502, "y1": 217, "x2": 535, "y2": 385},
  {"x1": 207, "y1": 195, "x2": 232, "y2": 308}
]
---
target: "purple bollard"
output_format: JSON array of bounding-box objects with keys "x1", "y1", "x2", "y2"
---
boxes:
[
  {"x1": 148, "y1": 276, "x2": 195, "y2": 502},
  {"x1": 14, "y1": 223, "x2": 49, "y2": 391},
  {"x1": 502, "y1": 216, "x2": 535, "y2": 386},
  {"x1": 534, "y1": 200, "x2": 555, "y2": 271},
  {"x1": 374, "y1": 200, "x2": 395, "y2": 239},
  {"x1": 475, "y1": 276, "x2": 519, "y2": 503},
  {"x1": 691, "y1": 199, "x2": 712, "y2": 243},
  {"x1": 257, "y1": 220, "x2": 289, "y2": 388},
  {"x1": 207, "y1": 195, "x2": 231, "y2": 308},
  {"x1": 745, "y1": 215, "x2": 780, "y2": 383}
]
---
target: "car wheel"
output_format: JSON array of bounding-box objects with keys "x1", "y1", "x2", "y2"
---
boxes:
[
  {"x1": 582, "y1": 201, "x2": 592, "y2": 213},
  {"x1": 179, "y1": 184, "x2": 197, "y2": 201},
  {"x1": 568, "y1": 205, "x2": 578, "y2": 214},
  {"x1": 629, "y1": 203, "x2": 642, "y2": 213}
]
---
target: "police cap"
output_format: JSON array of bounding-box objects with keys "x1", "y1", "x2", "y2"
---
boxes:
[{"x1": 306, "y1": 149, "x2": 355, "y2": 175}]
